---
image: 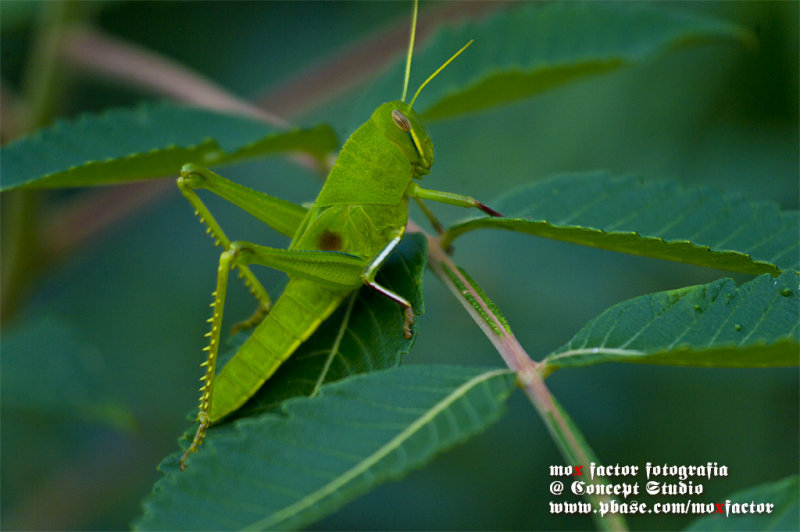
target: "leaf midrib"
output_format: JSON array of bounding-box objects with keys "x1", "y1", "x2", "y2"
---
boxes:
[{"x1": 247, "y1": 368, "x2": 511, "y2": 530}]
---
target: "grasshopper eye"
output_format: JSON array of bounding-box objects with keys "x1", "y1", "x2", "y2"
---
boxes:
[{"x1": 391, "y1": 110, "x2": 412, "y2": 132}]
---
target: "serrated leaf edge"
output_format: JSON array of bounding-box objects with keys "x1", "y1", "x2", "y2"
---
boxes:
[
  {"x1": 446, "y1": 217, "x2": 784, "y2": 275},
  {"x1": 1, "y1": 103, "x2": 337, "y2": 190}
]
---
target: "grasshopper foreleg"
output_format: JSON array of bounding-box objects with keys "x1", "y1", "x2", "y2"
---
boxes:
[{"x1": 406, "y1": 182, "x2": 503, "y2": 217}]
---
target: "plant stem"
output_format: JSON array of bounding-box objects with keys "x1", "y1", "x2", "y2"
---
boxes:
[
  {"x1": 62, "y1": 27, "x2": 289, "y2": 128},
  {"x1": 1, "y1": 1, "x2": 80, "y2": 322},
  {"x1": 414, "y1": 223, "x2": 628, "y2": 532}
]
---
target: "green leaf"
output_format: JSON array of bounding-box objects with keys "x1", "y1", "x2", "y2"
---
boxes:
[
  {"x1": 230, "y1": 233, "x2": 428, "y2": 418},
  {"x1": 135, "y1": 365, "x2": 516, "y2": 531},
  {"x1": 684, "y1": 475, "x2": 799, "y2": 531},
  {"x1": 0, "y1": 102, "x2": 338, "y2": 190},
  {"x1": 444, "y1": 172, "x2": 798, "y2": 275},
  {"x1": 542, "y1": 271, "x2": 799, "y2": 373},
  {"x1": 1, "y1": 317, "x2": 137, "y2": 431},
  {"x1": 357, "y1": 2, "x2": 752, "y2": 122}
]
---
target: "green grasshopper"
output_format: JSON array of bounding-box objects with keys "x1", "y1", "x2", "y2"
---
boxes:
[{"x1": 178, "y1": 1, "x2": 501, "y2": 470}]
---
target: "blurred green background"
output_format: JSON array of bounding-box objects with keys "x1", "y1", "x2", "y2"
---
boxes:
[{"x1": 1, "y1": 1, "x2": 797, "y2": 530}]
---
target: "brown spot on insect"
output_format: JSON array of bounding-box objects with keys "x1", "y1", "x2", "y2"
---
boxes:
[
  {"x1": 318, "y1": 230, "x2": 343, "y2": 251},
  {"x1": 391, "y1": 110, "x2": 412, "y2": 131}
]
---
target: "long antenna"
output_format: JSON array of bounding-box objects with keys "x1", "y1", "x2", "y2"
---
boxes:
[
  {"x1": 409, "y1": 39, "x2": 473, "y2": 109},
  {"x1": 400, "y1": 0, "x2": 419, "y2": 103}
]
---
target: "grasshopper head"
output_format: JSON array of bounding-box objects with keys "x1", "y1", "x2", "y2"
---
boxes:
[
  {"x1": 384, "y1": 0, "x2": 470, "y2": 179},
  {"x1": 373, "y1": 100, "x2": 433, "y2": 179}
]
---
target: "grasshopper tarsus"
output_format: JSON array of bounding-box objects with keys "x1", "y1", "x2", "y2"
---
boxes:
[
  {"x1": 180, "y1": 415, "x2": 210, "y2": 471},
  {"x1": 179, "y1": 445, "x2": 196, "y2": 471},
  {"x1": 477, "y1": 202, "x2": 503, "y2": 218},
  {"x1": 403, "y1": 307, "x2": 415, "y2": 339}
]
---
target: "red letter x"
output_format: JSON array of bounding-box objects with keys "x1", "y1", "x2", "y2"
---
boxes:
[
  {"x1": 573, "y1": 466, "x2": 583, "y2": 476},
  {"x1": 715, "y1": 503, "x2": 723, "y2": 513}
]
